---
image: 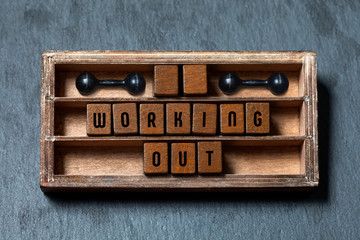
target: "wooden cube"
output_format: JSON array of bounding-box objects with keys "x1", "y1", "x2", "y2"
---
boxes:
[
  {"x1": 113, "y1": 103, "x2": 138, "y2": 135},
  {"x1": 198, "y1": 141, "x2": 222, "y2": 174},
  {"x1": 166, "y1": 103, "x2": 191, "y2": 135},
  {"x1": 220, "y1": 104, "x2": 245, "y2": 135},
  {"x1": 144, "y1": 143, "x2": 169, "y2": 175},
  {"x1": 245, "y1": 102, "x2": 270, "y2": 134},
  {"x1": 183, "y1": 65, "x2": 207, "y2": 95},
  {"x1": 154, "y1": 65, "x2": 178, "y2": 96},
  {"x1": 192, "y1": 104, "x2": 217, "y2": 135},
  {"x1": 140, "y1": 104, "x2": 164, "y2": 135},
  {"x1": 87, "y1": 104, "x2": 112, "y2": 135},
  {"x1": 171, "y1": 143, "x2": 196, "y2": 174}
]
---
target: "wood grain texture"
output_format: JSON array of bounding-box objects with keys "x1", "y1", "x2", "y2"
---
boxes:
[
  {"x1": 198, "y1": 141, "x2": 222, "y2": 174},
  {"x1": 143, "y1": 142, "x2": 169, "y2": 175},
  {"x1": 140, "y1": 104, "x2": 164, "y2": 135},
  {"x1": 166, "y1": 103, "x2": 191, "y2": 135},
  {"x1": 113, "y1": 103, "x2": 138, "y2": 135},
  {"x1": 86, "y1": 104, "x2": 112, "y2": 135},
  {"x1": 246, "y1": 102, "x2": 270, "y2": 134},
  {"x1": 183, "y1": 65, "x2": 207, "y2": 95},
  {"x1": 154, "y1": 65, "x2": 178, "y2": 96},
  {"x1": 192, "y1": 104, "x2": 217, "y2": 135},
  {"x1": 220, "y1": 104, "x2": 245, "y2": 135},
  {"x1": 171, "y1": 143, "x2": 196, "y2": 174},
  {"x1": 223, "y1": 146, "x2": 301, "y2": 175},
  {"x1": 54, "y1": 145, "x2": 143, "y2": 175}
]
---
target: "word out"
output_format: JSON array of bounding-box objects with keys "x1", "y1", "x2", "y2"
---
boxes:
[{"x1": 144, "y1": 142, "x2": 222, "y2": 174}]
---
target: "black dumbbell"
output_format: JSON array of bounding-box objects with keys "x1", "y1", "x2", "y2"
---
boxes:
[
  {"x1": 218, "y1": 72, "x2": 289, "y2": 95},
  {"x1": 76, "y1": 72, "x2": 146, "y2": 95}
]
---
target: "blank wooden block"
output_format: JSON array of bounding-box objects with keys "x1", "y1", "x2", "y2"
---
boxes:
[
  {"x1": 220, "y1": 104, "x2": 245, "y2": 135},
  {"x1": 192, "y1": 104, "x2": 217, "y2": 135},
  {"x1": 246, "y1": 102, "x2": 270, "y2": 134},
  {"x1": 154, "y1": 65, "x2": 178, "y2": 96},
  {"x1": 87, "y1": 104, "x2": 112, "y2": 135},
  {"x1": 183, "y1": 65, "x2": 207, "y2": 95},
  {"x1": 166, "y1": 103, "x2": 191, "y2": 135},
  {"x1": 140, "y1": 104, "x2": 164, "y2": 135},
  {"x1": 113, "y1": 103, "x2": 138, "y2": 135},
  {"x1": 198, "y1": 141, "x2": 222, "y2": 174},
  {"x1": 171, "y1": 143, "x2": 196, "y2": 174},
  {"x1": 144, "y1": 143, "x2": 169, "y2": 175}
]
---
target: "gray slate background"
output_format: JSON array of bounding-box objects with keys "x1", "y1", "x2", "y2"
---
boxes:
[{"x1": 0, "y1": 0, "x2": 359, "y2": 239}]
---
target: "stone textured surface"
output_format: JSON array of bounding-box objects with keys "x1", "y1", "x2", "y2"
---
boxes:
[{"x1": 0, "y1": 0, "x2": 359, "y2": 239}]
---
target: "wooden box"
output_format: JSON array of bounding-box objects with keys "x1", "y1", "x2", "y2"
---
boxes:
[{"x1": 40, "y1": 51, "x2": 318, "y2": 192}]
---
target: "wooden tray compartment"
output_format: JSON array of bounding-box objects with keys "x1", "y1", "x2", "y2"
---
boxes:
[
  {"x1": 54, "y1": 140, "x2": 304, "y2": 176},
  {"x1": 53, "y1": 101, "x2": 303, "y2": 137},
  {"x1": 54, "y1": 62, "x2": 303, "y2": 99},
  {"x1": 41, "y1": 51, "x2": 318, "y2": 192}
]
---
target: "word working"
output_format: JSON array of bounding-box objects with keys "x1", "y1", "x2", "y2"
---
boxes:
[{"x1": 86, "y1": 102, "x2": 270, "y2": 136}]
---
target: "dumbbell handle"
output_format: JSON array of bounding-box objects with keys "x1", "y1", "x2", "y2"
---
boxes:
[
  {"x1": 97, "y1": 79, "x2": 126, "y2": 86},
  {"x1": 239, "y1": 79, "x2": 268, "y2": 87}
]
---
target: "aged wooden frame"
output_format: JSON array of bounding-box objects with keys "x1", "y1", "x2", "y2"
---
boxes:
[{"x1": 40, "y1": 51, "x2": 318, "y2": 192}]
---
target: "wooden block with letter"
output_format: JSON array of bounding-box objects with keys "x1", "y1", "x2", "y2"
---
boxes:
[
  {"x1": 154, "y1": 65, "x2": 178, "y2": 96},
  {"x1": 166, "y1": 103, "x2": 191, "y2": 135},
  {"x1": 144, "y1": 142, "x2": 169, "y2": 175},
  {"x1": 140, "y1": 104, "x2": 164, "y2": 135},
  {"x1": 171, "y1": 143, "x2": 196, "y2": 174},
  {"x1": 87, "y1": 104, "x2": 112, "y2": 135},
  {"x1": 193, "y1": 103, "x2": 217, "y2": 135},
  {"x1": 113, "y1": 103, "x2": 138, "y2": 135},
  {"x1": 245, "y1": 102, "x2": 270, "y2": 134},
  {"x1": 220, "y1": 104, "x2": 245, "y2": 135},
  {"x1": 198, "y1": 141, "x2": 222, "y2": 174},
  {"x1": 183, "y1": 65, "x2": 207, "y2": 95}
]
